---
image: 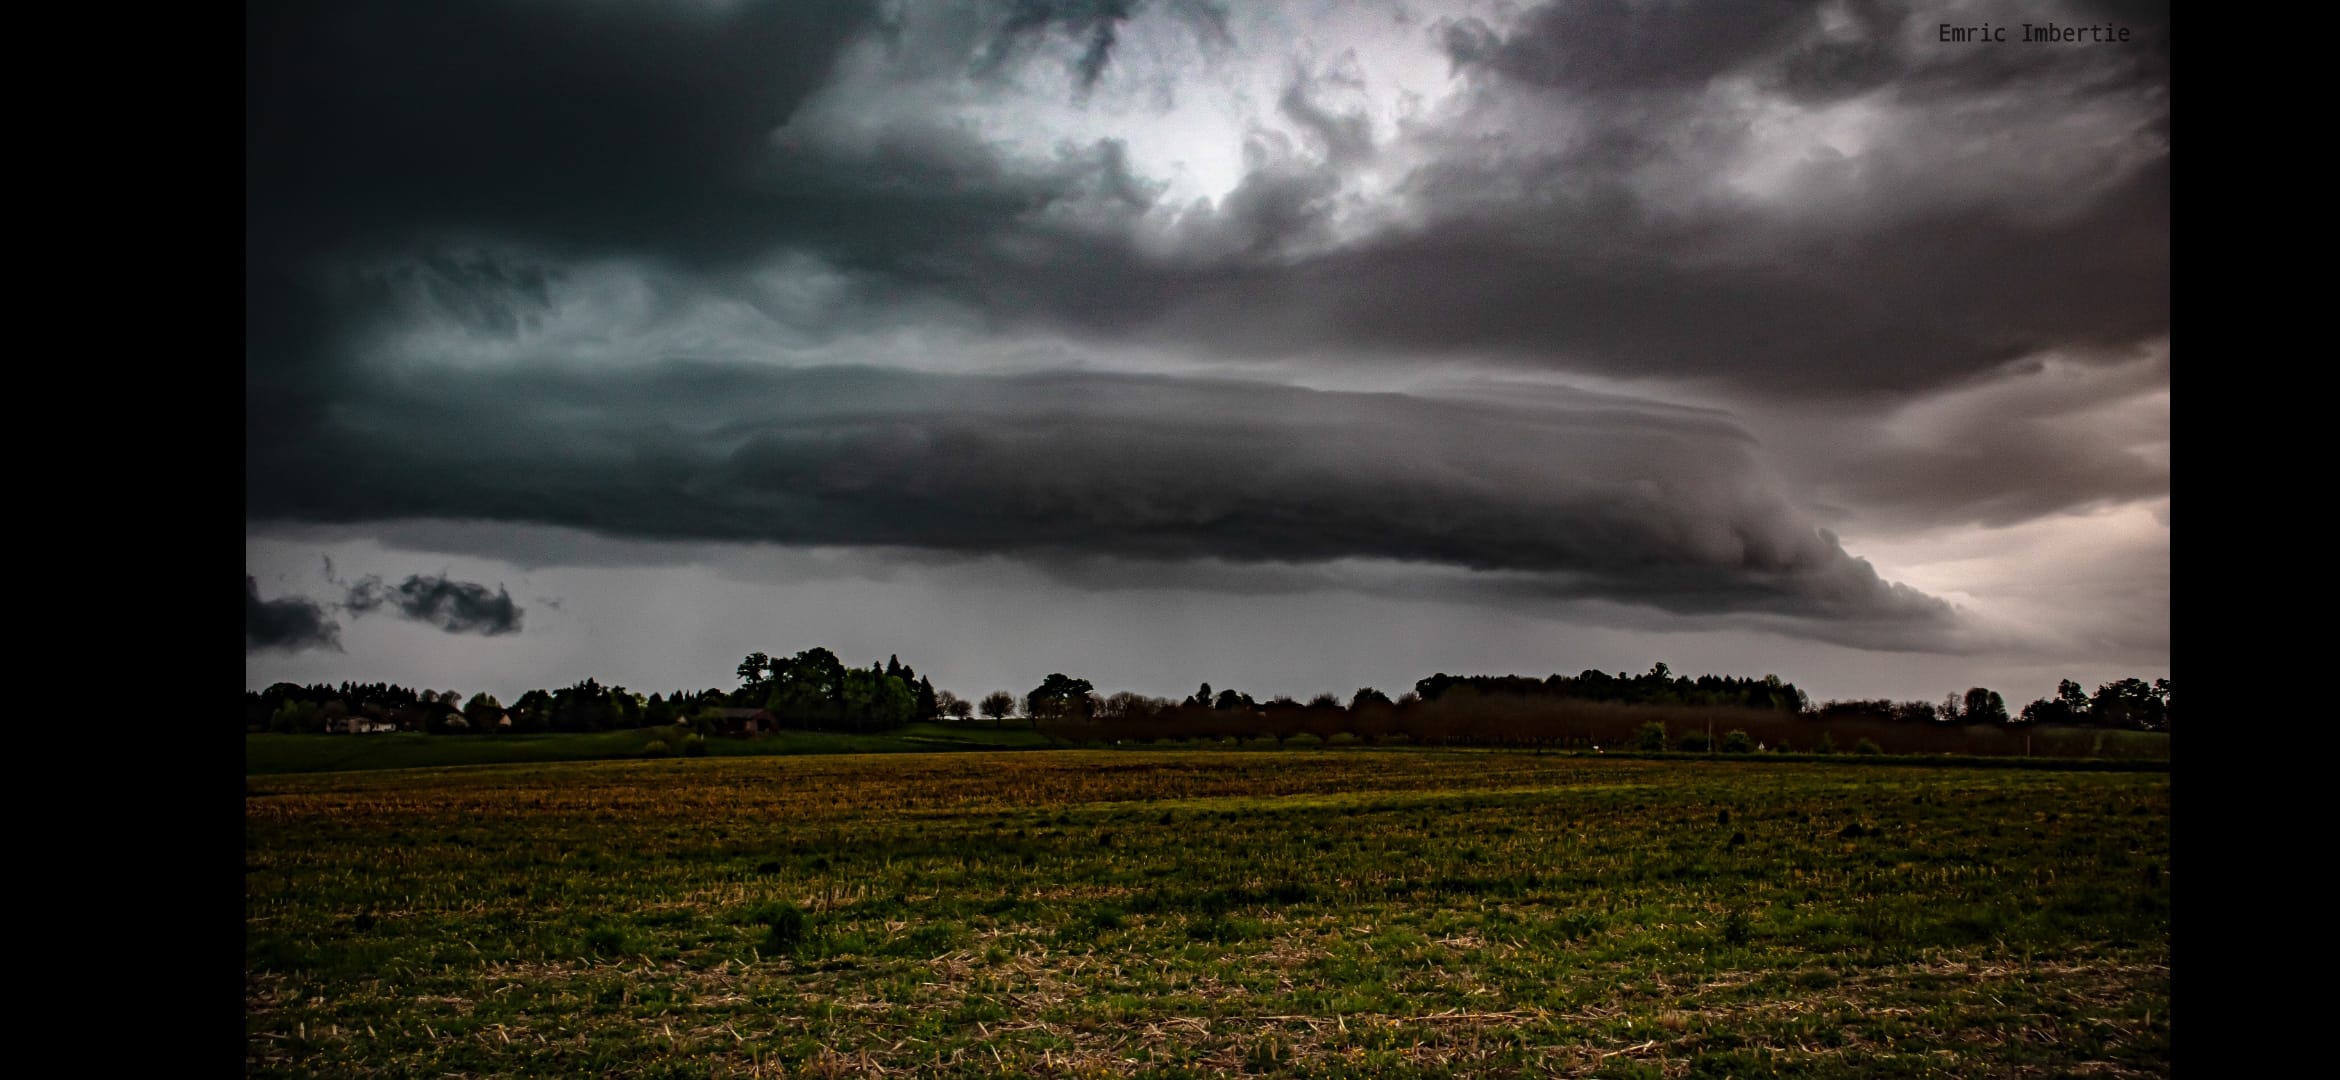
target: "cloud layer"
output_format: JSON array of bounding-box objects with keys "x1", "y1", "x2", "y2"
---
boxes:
[
  {"x1": 245, "y1": 1, "x2": 2167, "y2": 680},
  {"x1": 247, "y1": 1, "x2": 2168, "y2": 393}
]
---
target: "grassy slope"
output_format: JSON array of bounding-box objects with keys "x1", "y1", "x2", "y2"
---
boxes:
[{"x1": 247, "y1": 752, "x2": 2169, "y2": 1077}]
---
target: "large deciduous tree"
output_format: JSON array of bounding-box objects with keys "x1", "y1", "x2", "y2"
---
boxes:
[
  {"x1": 462, "y1": 691, "x2": 503, "y2": 730},
  {"x1": 736, "y1": 652, "x2": 773, "y2": 692},
  {"x1": 2091, "y1": 678, "x2": 2167, "y2": 731},
  {"x1": 1962, "y1": 687, "x2": 2009, "y2": 725},
  {"x1": 1026, "y1": 673, "x2": 1096, "y2": 724}
]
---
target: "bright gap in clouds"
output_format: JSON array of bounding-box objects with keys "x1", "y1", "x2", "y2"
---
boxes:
[
  {"x1": 1840, "y1": 499, "x2": 2168, "y2": 662},
  {"x1": 797, "y1": 1, "x2": 1472, "y2": 216}
]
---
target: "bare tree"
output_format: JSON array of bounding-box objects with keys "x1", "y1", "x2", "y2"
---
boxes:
[{"x1": 979, "y1": 690, "x2": 1016, "y2": 728}]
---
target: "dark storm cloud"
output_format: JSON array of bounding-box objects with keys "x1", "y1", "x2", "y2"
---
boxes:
[
  {"x1": 242, "y1": 0, "x2": 1151, "y2": 401},
  {"x1": 242, "y1": 0, "x2": 1163, "y2": 493},
  {"x1": 246, "y1": 0, "x2": 2166, "y2": 401},
  {"x1": 945, "y1": 156, "x2": 2167, "y2": 395},
  {"x1": 343, "y1": 574, "x2": 526, "y2": 636},
  {"x1": 923, "y1": 0, "x2": 2167, "y2": 396},
  {"x1": 244, "y1": 0, "x2": 1207, "y2": 270},
  {"x1": 1440, "y1": 0, "x2": 1817, "y2": 92},
  {"x1": 393, "y1": 254, "x2": 561, "y2": 338},
  {"x1": 246, "y1": 576, "x2": 341, "y2": 654},
  {"x1": 1446, "y1": 0, "x2": 2168, "y2": 103},
  {"x1": 246, "y1": 361, "x2": 1948, "y2": 635},
  {"x1": 246, "y1": 0, "x2": 877, "y2": 261},
  {"x1": 958, "y1": 0, "x2": 2169, "y2": 396},
  {"x1": 975, "y1": 0, "x2": 1231, "y2": 90},
  {"x1": 982, "y1": 0, "x2": 1139, "y2": 91},
  {"x1": 245, "y1": 0, "x2": 870, "y2": 471},
  {"x1": 241, "y1": 0, "x2": 1138, "y2": 332}
]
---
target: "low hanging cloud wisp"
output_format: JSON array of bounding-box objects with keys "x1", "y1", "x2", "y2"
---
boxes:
[
  {"x1": 342, "y1": 574, "x2": 527, "y2": 636},
  {"x1": 246, "y1": 575, "x2": 342, "y2": 654}
]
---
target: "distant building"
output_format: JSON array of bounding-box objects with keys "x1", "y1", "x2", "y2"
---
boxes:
[
  {"x1": 710, "y1": 707, "x2": 776, "y2": 735},
  {"x1": 328, "y1": 716, "x2": 398, "y2": 735}
]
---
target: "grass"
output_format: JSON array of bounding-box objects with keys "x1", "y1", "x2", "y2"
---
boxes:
[
  {"x1": 244, "y1": 722, "x2": 1058, "y2": 774},
  {"x1": 247, "y1": 751, "x2": 2167, "y2": 1076},
  {"x1": 246, "y1": 722, "x2": 2166, "y2": 777}
]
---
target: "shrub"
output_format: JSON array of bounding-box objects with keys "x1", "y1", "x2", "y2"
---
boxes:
[
  {"x1": 1722, "y1": 730, "x2": 1755, "y2": 754},
  {"x1": 752, "y1": 901, "x2": 807, "y2": 956},
  {"x1": 1854, "y1": 738, "x2": 1884, "y2": 756},
  {"x1": 643, "y1": 739, "x2": 672, "y2": 758},
  {"x1": 1637, "y1": 721, "x2": 1668, "y2": 752},
  {"x1": 1816, "y1": 731, "x2": 1837, "y2": 755},
  {"x1": 682, "y1": 733, "x2": 708, "y2": 757},
  {"x1": 1678, "y1": 730, "x2": 1712, "y2": 753},
  {"x1": 582, "y1": 924, "x2": 632, "y2": 957}
]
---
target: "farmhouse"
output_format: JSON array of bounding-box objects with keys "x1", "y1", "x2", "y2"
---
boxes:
[
  {"x1": 328, "y1": 715, "x2": 398, "y2": 735},
  {"x1": 709, "y1": 707, "x2": 777, "y2": 735}
]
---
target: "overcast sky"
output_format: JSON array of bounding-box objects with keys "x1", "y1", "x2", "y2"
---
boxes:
[{"x1": 246, "y1": 0, "x2": 2168, "y2": 707}]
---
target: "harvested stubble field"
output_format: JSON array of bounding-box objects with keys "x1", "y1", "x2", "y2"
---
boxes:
[{"x1": 246, "y1": 752, "x2": 2169, "y2": 1078}]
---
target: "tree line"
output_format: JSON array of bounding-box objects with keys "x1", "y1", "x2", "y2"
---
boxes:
[
  {"x1": 246, "y1": 648, "x2": 948, "y2": 735},
  {"x1": 251, "y1": 678, "x2": 719, "y2": 735},
  {"x1": 1005, "y1": 665, "x2": 2165, "y2": 733},
  {"x1": 246, "y1": 657, "x2": 2169, "y2": 741},
  {"x1": 1806, "y1": 678, "x2": 2168, "y2": 732},
  {"x1": 1001, "y1": 667, "x2": 2164, "y2": 752}
]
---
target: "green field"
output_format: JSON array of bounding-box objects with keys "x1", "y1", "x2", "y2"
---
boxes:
[
  {"x1": 246, "y1": 752, "x2": 2169, "y2": 1077},
  {"x1": 245, "y1": 723, "x2": 2167, "y2": 777},
  {"x1": 244, "y1": 723, "x2": 1059, "y2": 774}
]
